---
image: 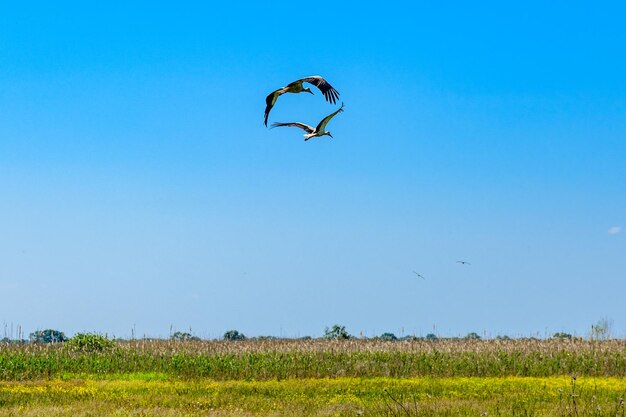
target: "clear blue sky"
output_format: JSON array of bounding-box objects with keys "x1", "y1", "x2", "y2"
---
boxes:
[{"x1": 1, "y1": 1, "x2": 625, "y2": 339}]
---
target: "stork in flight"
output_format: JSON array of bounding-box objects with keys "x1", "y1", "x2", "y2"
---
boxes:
[
  {"x1": 270, "y1": 103, "x2": 344, "y2": 141},
  {"x1": 413, "y1": 271, "x2": 426, "y2": 280},
  {"x1": 456, "y1": 260, "x2": 471, "y2": 265},
  {"x1": 264, "y1": 76, "x2": 340, "y2": 126}
]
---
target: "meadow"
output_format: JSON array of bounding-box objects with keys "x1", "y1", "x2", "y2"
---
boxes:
[{"x1": 2, "y1": 338, "x2": 626, "y2": 416}]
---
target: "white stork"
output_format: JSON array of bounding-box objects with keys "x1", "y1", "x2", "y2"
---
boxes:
[
  {"x1": 270, "y1": 103, "x2": 344, "y2": 141},
  {"x1": 264, "y1": 76, "x2": 340, "y2": 126},
  {"x1": 413, "y1": 271, "x2": 426, "y2": 280}
]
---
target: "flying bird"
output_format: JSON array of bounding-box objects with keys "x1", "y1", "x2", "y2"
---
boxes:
[
  {"x1": 413, "y1": 271, "x2": 426, "y2": 280},
  {"x1": 456, "y1": 260, "x2": 471, "y2": 265},
  {"x1": 264, "y1": 76, "x2": 340, "y2": 126},
  {"x1": 271, "y1": 103, "x2": 344, "y2": 141}
]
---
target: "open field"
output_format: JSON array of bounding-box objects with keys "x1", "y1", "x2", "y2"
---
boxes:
[
  {"x1": 2, "y1": 339, "x2": 626, "y2": 416},
  {"x1": 1, "y1": 375, "x2": 625, "y2": 416}
]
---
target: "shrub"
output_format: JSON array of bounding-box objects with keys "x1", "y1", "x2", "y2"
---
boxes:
[
  {"x1": 67, "y1": 333, "x2": 114, "y2": 352},
  {"x1": 171, "y1": 331, "x2": 200, "y2": 341},
  {"x1": 379, "y1": 332, "x2": 398, "y2": 341},
  {"x1": 251, "y1": 336, "x2": 278, "y2": 341},
  {"x1": 591, "y1": 318, "x2": 612, "y2": 340}
]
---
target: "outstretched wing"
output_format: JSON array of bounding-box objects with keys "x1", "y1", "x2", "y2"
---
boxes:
[
  {"x1": 315, "y1": 102, "x2": 344, "y2": 132},
  {"x1": 299, "y1": 76, "x2": 340, "y2": 104},
  {"x1": 270, "y1": 122, "x2": 315, "y2": 134},
  {"x1": 413, "y1": 271, "x2": 426, "y2": 279},
  {"x1": 264, "y1": 89, "x2": 283, "y2": 127}
]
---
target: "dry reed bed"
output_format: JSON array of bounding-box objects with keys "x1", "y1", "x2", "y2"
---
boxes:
[{"x1": 2, "y1": 339, "x2": 626, "y2": 380}]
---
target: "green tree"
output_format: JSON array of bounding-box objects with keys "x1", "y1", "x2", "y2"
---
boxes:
[
  {"x1": 223, "y1": 330, "x2": 246, "y2": 341},
  {"x1": 379, "y1": 332, "x2": 398, "y2": 341},
  {"x1": 323, "y1": 324, "x2": 351, "y2": 340},
  {"x1": 30, "y1": 329, "x2": 67, "y2": 344},
  {"x1": 465, "y1": 332, "x2": 481, "y2": 340}
]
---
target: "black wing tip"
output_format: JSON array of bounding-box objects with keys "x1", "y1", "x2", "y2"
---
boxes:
[{"x1": 323, "y1": 88, "x2": 340, "y2": 104}]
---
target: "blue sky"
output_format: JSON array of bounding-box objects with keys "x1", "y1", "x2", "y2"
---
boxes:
[{"x1": 1, "y1": 1, "x2": 625, "y2": 339}]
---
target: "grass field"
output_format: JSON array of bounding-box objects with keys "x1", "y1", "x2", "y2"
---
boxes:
[{"x1": 2, "y1": 339, "x2": 626, "y2": 416}]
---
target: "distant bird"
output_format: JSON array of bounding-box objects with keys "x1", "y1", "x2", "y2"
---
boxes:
[
  {"x1": 264, "y1": 76, "x2": 340, "y2": 126},
  {"x1": 456, "y1": 260, "x2": 471, "y2": 265},
  {"x1": 413, "y1": 271, "x2": 426, "y2": 280},
  {"x1": 271, "y1": 103, "x2": 344, "y2": 141}
]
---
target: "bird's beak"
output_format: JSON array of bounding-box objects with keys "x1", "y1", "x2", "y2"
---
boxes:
[
  {"x1": 307, "y1": 90, "x2": 314, "y2": 95},
  {"x1": 328, "y1": 133, "x2": 333, "y2": 138}
]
